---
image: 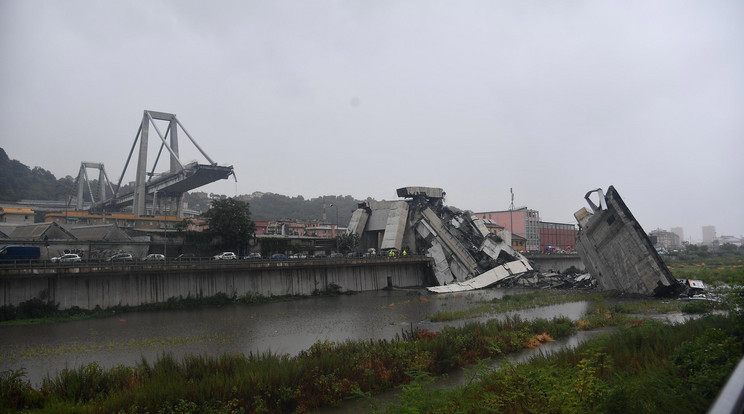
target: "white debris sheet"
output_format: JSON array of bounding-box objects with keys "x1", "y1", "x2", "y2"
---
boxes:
[{"x1": 426, "y1": 259, "x2": 533, "y2": 293}]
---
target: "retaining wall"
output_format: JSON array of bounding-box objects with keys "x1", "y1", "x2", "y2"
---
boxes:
[{"x1": 1, "y1": 258, "x2": 432, "y2": 310}]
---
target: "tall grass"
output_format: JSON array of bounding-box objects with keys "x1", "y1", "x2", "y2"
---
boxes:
[
  {"x1": 375, "y1": 314, "x2": 743, "y2": 414},
  {"x1": 667, "y1": 257, "x2": 744, "y2": 286}
]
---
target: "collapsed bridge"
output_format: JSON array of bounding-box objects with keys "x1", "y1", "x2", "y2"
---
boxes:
[
  {"x1": 347, "y1": 185, "x2": 685, "y2": 297},
  {"x1": 574, "y1": 186, "x2": 683, "y2": 297},
  {"x1": 346, "y1": 186, "x2": 535, "y2": 293}
]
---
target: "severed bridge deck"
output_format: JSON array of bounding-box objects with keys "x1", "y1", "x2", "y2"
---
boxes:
[{"x1": 100, "y1": 163, "x2": 233, "y2": 209}]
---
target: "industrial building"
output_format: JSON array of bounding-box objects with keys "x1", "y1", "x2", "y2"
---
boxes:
[
  {"x1": 538, "y1": 221, "x2": 577, "y2": 253},
  {"x1": 649, "y1": 228, "x2": 682, "y2": 252}
]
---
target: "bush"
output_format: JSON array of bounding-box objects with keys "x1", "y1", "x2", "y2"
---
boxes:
[
  {"x1": 681, "y1": 300, "x2": 712, "y2": 314},
  {"x1": 0, "y1": 369, "x2": 42, "y2": 411}
]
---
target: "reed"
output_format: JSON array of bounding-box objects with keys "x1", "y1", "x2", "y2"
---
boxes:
[{"x1": 374, "y1": 314, "x2": 743, "y2": 414}]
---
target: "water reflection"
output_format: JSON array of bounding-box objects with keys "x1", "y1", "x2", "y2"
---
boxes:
[{"x1": 0, "y1": 288, "x2": 591, "y2": 385}]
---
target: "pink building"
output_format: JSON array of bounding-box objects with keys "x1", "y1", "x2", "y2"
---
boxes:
[{"x1": 474, "y1": 208, "x2": 541, "y2": 252}]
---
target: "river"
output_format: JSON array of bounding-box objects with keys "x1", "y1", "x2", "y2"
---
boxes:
[{"x1": 0, "y1": 288, "x2": 593, "y2": 386}]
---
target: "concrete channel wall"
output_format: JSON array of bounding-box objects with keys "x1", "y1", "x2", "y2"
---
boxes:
[
  {"x1": 0, "y1": 258, "x2": 433, "y2": 310},
  {"x1": 525, "y1": 254, "x2": 585, "y2": 273}
]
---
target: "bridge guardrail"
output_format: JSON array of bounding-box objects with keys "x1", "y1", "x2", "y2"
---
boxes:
[{"x1": 0, "y1": 254, "x2": 431, "y2": 272}]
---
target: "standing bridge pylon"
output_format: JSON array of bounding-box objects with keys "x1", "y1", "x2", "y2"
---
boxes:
[{"x1": 92, "y1": 110, "x2": 234, "y2": 217}]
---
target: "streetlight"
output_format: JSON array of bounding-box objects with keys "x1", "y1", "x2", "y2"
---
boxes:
[
  {"x1": 328, "y1": 204, "x2": 339, "y2": 235},
  {"x1": 329, "y1": 203, "x2": 339, "y2": 252}
]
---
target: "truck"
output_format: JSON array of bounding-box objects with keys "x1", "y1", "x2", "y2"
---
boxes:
[{"x1": 0, "y1": 245, "x2": 41, "y2": 262}]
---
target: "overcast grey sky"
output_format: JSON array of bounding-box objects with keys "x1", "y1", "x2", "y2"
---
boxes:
[{"x1": 1, "y1": 1, "x2": 742, "y2": 241}]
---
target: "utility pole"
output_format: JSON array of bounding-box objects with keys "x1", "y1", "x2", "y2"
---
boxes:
[{"x1": 510, "y1": 188, "x2": 515, "y2": 250}]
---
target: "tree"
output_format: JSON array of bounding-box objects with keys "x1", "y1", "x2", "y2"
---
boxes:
[
  {"x1": 335, "y1": 232, "x2": 360, "y2": 254},
  {"x1": 720, "y1": 243, "x2": 737, "y2": 253},
  {"x1": 202, "y1": 198, "x2": 255, "y2": 254},
  {"x1": 174, "y1": 218, "x2": 193, "y2": 233}
]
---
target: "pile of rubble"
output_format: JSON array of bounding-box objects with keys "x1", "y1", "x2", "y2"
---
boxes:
[
  {"x1": 510, "y1": 272, "x2": 595, "y2": 290},
  {"x1": 347, "y1": 186, "x2": 538, "y2": 293}
]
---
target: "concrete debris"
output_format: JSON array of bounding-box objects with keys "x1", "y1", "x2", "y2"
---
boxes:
[
  {"x1": 428, "y1": 259, "x2": 533, "y2": 293},
  {"x1": 574, "y1": 186, "x2": 683, "y2": 297},
  {"x1": 678, "y1": 279, "x2": 706, "y2": 297},
  {"x1": 515, "y1": 272, "x2": 595, "y2": 290},
  {"x1": 348, "y1": 186, "x2": 536, "y2": 293}
]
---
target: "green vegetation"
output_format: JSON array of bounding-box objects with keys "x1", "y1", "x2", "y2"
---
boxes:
[
  {"x1": 203, "y1": 198, "x2": 256, "y2": 255},
  {"x1": 186, "y1": 192, "x2": 364, "y2": 224},
  {"x1": 668, "y1": 259, "x2": 744, "y2": 287},
  {"x1": 608, "y1": 297, "x2": 727, "y2": 316},
  {"x1": 0, "y1": 290, "x2": 346, "y2": 326},
  {"x1": 3, "y1": 306, "x2": 740, "y2": 413},
  {"x1": 374, "y1": 315, "x2": 742, "y2": 414},
  {"x1": 430, "y1": 291, "x2": 603, "y2": 322},
  {"x1": 335, "y1": 232, "x2": 360, "y2": 254},
  {"x1": 2, "y1": 332, "x2": 242, "y2": 361},
  {"x1": 0, "y1": 148, "x2": 75, "y2": 201},
  {"x1": 0, "y1": 314, "x2": 607, "y2": 413},
  {"x1": 0, "y1": 148, "x2": 135, "y2": 204}
]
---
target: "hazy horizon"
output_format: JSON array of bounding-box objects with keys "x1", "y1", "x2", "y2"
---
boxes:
[{"x1": 2, "y1": 1, "x2": 742, "y2": 242}]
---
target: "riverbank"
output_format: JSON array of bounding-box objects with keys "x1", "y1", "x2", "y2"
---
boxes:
[
  {"x1": 2, "y1": 257, "x2": 741, "y2": 412},
  {"x1": 0, "y1": 311, "x2": 612, "y2": 412},
  {"x1": 0, "y1": 284, "x2": 347, "y2": 326},
  {"x1": 371, "y1": 313, "x2": 743, "y2": 414},
  {"x1": 2, "y1": 290, "x2": 738, "y2": 413}
]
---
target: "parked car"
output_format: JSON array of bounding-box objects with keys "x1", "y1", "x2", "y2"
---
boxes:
[
  {"x1": 329, "y1": 252, "x2": 344, "y2": 259},
  {"x1": 245, "y1": 252, "x2": 262, "y2": 260},
  {"x1": 143, "y1": 254, "x2": 165, "y2": 261},
  {"x1": 270, "y1": 253, "x2": 287, "y2": 260},
  {"x1": 108, "y1": 253, "x2": 134, "y2": 262},
  {"x1": 213, "y1": 252, "x2": 237, "y2": 260},
  {"x1": 176, "y1": 253, "x2": 197, "y2": 261},
  {"x1": 51, "y1": 253, "x2": 82, "y2": 263}
]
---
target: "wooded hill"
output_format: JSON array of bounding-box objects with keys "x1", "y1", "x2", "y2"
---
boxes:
[{"x1": 0, "y1": 148, "x2": 76, "y2": 202}]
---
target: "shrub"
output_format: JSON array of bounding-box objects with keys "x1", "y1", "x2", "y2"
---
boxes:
[
  {"x1": 0, "y1": 369, "x2": 42, "y2": 411},
  {"x1": 681, "y1": 300, "x2": 712, "y2": 314}
]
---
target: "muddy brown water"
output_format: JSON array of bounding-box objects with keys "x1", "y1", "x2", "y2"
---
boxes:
[{"x1": 1, "y1": 288, "x2": 599, "y2": 386}]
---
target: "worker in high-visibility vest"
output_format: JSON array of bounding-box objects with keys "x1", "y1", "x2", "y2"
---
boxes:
[
  {"x1": 388, "y1": 250, "x2": 395, "y2": 258},
  {"x1": 402, "y1": 249, "x2": 407, "y2": 257}
]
